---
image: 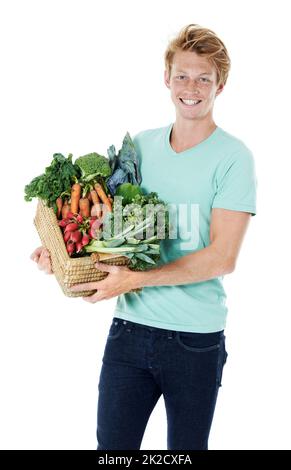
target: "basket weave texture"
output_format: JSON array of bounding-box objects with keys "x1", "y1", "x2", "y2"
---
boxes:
[{"x1": 33, "y1": 199, "x2": 139, "y2": 297}]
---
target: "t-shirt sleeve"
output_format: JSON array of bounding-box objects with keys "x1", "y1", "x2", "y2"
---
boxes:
[{"x1": 212, "y1": 147, "x2": 257, "y2": 216}]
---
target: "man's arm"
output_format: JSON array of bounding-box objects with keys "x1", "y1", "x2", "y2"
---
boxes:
[
  {"x1": 133, "y1": 208, "x2": 251, "y2": 289},
  {"x1": 69, "y1": 208, "x2": 252, "y2": 302}
]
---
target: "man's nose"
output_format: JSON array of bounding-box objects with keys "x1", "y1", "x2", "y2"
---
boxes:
[{"x1": 185, "y1": 80, "x2": 200, "y2": 94}]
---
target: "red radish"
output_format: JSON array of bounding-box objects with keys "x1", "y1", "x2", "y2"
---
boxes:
[
  {"x1": 89, "y1": 217, "x2": 98, "y2": 227},
  {"x1": 76, "y1": 214, "x2": 83, "y2": 223},
  {"x1": 64, "y1": 231, "x2": 71, "y2": 242},
  {"x1": 58, "y1": 220, "x2": 68, "y2": 228},
  {"x1": 82, "y1": 233, "x2": 90, "y2": 246},
  {"x1": 89, "y1": 226, "x2": 102, "y2": 239},
  {"x1": 70, "y1": 230, "x2": 82, "y2": 243},
  {"x1": 64, "y1": 222, "x2": 79, "y2": 233},
  {"x1": 76, "y1": 241, "x2": 83, "y2": 253},
  {"x1": 93, "y1": 218, "x2": 103, "y2": 228},
  {"x1": 67, "y1": 211, "x2": 75, "y2": 220},
  {"x1": 66, "y1": 241, "x2": 75, "y2": 255},
  {"x1": 88, "y1": 228, "x2": 95, "y2": 239}
]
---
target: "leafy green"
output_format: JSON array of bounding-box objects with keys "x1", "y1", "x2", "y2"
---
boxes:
[
  {"x1": 84, "y1": 188, "x2": 169, "y2": 270},
  {"x1": 115, "y1": 183, "x2": 143, "y2": 205},
  {"x1": 75, "y1": 152, "x2": 112, "y2": 183},
  {"x1": 122, "y1": 192, "x2": 170, "y2": 240},
  {"x1": 106, "y1": 132, "x2": 142, "y2": 195},
  {"x1": 84, "y1": 241, "x2": 149, "y2": 254},
  {"x1": 24, "y1": 153, "x2": 81, "y2": 213},
  {"x1": 135, "y1": 253, "x2": 156, "y2": 264},
  {"x1": 128, "y1": 253, "x2": 161, "y2": 271}
]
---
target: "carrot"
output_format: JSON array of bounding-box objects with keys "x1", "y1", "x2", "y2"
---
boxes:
[
  {"x1": 70, "y1": 183, "x2": 81, "y2": 215},
  {"x1": 82, "y1": 185, "x2": 92, "y2": 202},
  {"x1": 56, "y1": 197, "x2": 63, "y2": 219},
  {"x1": 90, "y1": 190, "x2": 100, "y2": 205},
  {"x1": 61, "y1": 199, "x2": 70, "y2": 219},
  {"x1": 90, "y1": 190, "x2": 102, "y2": 218},
  {"x1": 94, "y1": 183, "x2": 112, "y2": 213},
  {"x1": 79, "y1": 197, "x2": 90, "y2": 218}
]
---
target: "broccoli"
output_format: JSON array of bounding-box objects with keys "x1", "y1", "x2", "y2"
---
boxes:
[{"x1": 75, "y1": 152, "x2": 112, "y2": 183}]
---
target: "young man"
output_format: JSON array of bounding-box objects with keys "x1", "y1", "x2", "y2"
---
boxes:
[{"x1": 31, "y1": 24, "x2": 257, "y2": 450}]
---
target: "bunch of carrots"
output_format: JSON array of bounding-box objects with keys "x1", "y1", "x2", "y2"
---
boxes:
[
  {"x1": 56, "y1": 182, "x2": 113, "y2": 256},
  {"x1": 56, "y1": 182, "x2": 113, "y2": 220}
]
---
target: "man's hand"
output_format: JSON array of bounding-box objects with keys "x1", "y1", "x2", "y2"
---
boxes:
[
  {"x1": 70, "y1": 262, "x2": 136, "y2": 303},
  {"x1": 30, "y1": 246, "x2": 53, "y2": 274}
]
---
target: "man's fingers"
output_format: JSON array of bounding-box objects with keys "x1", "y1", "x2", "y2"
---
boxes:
[
  {"x1": 44, "y1": 262, "x2": 53, "y2": 275},
  {"x1": 95, "y1": 262, "x2": 119, "y2": 273},
  {"x1": 30, "y1": 246, "x2": 43, "y2": 261},
  {"x1": 38, "y1": 250, "x2": 53, "y2": 273},
  {"x1": 30, "y1": 247, "x2": 49, "y2": 261},
  {"x1": 82, "y1": 292, "x2": 104, "y2": 303},
  {"x1": 70, "y1": 282, "x2": 98, "y2": 292},
  {"x1": 30, "y1": 246, "x2": 53, "y2": 274},
  {"x1": 38, "y1": 250, "x2": 47, "y2": 268}
]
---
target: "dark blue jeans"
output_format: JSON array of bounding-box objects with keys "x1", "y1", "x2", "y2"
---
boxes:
[{"x1": 96, "y1": 317, "x2": 228, "y2": 450}]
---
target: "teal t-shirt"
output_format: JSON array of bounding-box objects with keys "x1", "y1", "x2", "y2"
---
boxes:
[{"x1": 114, "y1": 123, "x2": 257, "y2": 333}]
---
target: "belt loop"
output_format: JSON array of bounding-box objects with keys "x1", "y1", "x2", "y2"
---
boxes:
[
  {"x1": 124, "y1": 319, "x2": 134, "y2": 333},
  {"x1": 167, "y1": 330, "x2": 173, "y2": 339}
]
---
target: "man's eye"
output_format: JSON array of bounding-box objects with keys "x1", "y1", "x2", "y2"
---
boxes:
[
  {"x1": 200, "y1": 77, "x2": 209, "y2": 82},
  {"x1": 177, "y1": 75, "x2": 185, "y2": 79}
]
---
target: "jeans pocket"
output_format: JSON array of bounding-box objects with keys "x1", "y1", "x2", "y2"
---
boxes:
[
  {"x1": 216, "y1": 340, "x2": 228, "y2": 387},
  {"x1": 176, "y1": 331, "x2": 221, "y2": 353},
  {"x1": 107, "y1": 318, "x2": 124, "y2": 340}
]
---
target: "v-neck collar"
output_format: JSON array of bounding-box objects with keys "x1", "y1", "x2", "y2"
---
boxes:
[{"x1": 165, "y1": 122, "x2": 222, "y2": 156}]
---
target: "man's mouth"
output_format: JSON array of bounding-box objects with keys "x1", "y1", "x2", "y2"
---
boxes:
[{"x1": 179, "y1": 98, "x2": 202, "y2": 106}]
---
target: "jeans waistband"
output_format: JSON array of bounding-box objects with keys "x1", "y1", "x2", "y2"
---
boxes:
[{"x1": 113, "y1": 317, "x2": 224, "y2": 340}]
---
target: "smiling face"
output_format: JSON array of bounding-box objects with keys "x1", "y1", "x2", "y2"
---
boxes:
[{"x1": 164, "y1": 50, "x2": 224, "y2": 123}]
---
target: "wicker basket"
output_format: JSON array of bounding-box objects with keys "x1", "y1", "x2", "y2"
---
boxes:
[{"x1": 34, "y1": 198, "x2": 140, "y2": 297}]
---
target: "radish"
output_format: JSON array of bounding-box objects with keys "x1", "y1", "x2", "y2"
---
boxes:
[
  {"x1": 70, "y1": 230, "x2": 82, "y2": 243},
  {"x1": 64, "y1": 222, "x2": 78, "y2": 233},
  {"x1": 89, "y1": 217, "x2": 98, "y2": 227},
  {"x1": 88, "y1": 228, "x2": 95, "y2": 239},
  {"x1": 76, "y1": 214, "x2": 83, "y2": 223},
  {"x1": 76, "y1": 241, "x2": 83, "y2": 253},
  {"x1": 66, "y1": 241, "x2": 75, "y2": 255},
  {"x1": 58, "y1": 219, "x2": 68, "y2": 228},
  {"x1": 92, "y1": 218, "x2": 103, "y2": 230},
  {"x1": 82, "y1": 233, "x2": 90, "y2": 246},
  {"x1": 64, "y1": 231, "x2": 71, "y2": 242}
]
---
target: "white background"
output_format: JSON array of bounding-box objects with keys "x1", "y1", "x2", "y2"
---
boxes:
[{"x1": 1, "y1": 0, "x2": 290, "y2": 450}]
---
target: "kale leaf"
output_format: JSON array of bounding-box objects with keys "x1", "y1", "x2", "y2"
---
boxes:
[
  {"x1": 24, "y1": 153, "x2": 81, "y2": 213},
  {"x1": 106, "y1": 132, "x2": 142, "y2": 196}
]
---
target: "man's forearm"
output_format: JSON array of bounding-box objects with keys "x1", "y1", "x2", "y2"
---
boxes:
[{"x1": 131, "y1": 245, "x2": 234, "y2": 289}]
